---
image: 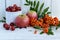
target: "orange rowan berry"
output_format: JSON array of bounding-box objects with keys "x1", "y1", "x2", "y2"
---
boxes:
[
  {"x1": 42, "y1": 23, "x2": 49, "y2": 28},
  {"x1": 45, "y1": 14, "x2": 49, "y2": 17},
  {"x1": 39, "y1": 22, "x2": 43, "y2": 27},
  {"x1": 39, "y1": 18, "x2": 43, "y2": 23},
  {"x1": 43, "y1": 27, "x2": 48, "y2": 33},
  {"x1": 53, "y1": 17, "x2": 59, "y2": 26},
  {"x1": 39, "y1": 18, "x2": 43, "y2": 22}
]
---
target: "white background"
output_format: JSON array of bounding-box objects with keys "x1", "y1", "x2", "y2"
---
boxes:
[{"x1": 0, "y1": 0, "x2": 60, "y2": 40}]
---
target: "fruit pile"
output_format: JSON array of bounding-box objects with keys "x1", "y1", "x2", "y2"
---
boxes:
[
  {"x1": 3, "y1": 11, "x2": 38, "y2": 31},
  {"x1": 30, "y1": 14, "x2": 59, "y2": 27},
  {"x1": 3, "y1": 22, "x2": 15, "y2": 31},
  {"x1": 3, "y1": 10, "x2": 60, "y2": 35},
  {"x1": 30, "y1": 14, "x2": 59, "y2": 33},
  {"x1": 6, "y1": 4, "x2": 21, "y2": 12},
  {"x1": 2, "y1": 0, "x2": 60, "y2": 35}
]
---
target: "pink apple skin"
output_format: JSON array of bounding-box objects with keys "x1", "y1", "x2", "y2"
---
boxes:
[
  {"x1": 27, "y1": 10, "x2": 38, "y2": 19},
  {"x1": 14, "y1": 14, "x2": 29, "y2": 28}
]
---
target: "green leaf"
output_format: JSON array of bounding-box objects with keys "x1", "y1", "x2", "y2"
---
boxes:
[
  {"x1": 34, "y1": 0, "x2": 36, "y2": 7},
  {"x1": 40, "y1": 26, "x2": 54, "y2": 35},
  {"x1": 42, "y1": 7, "x2": 49, "y2": 16},
  {"x1": 30, "y1": 6, "x2": 32, "y2": 10},
  {"x1": 28, "y1": 1, "x2": 31, "y2": 4},
  {"x1": 47, "y1": 27, "x2": 54, "y2": 35},
  {"x1": 40, "y1": 3, "x2": 44, "y2": 12},
  {"x1": 57, "y1": 24, "x2": 60, "y2": 26},
  {"x1": 56, "y1": 27, "x2": 58, "y2": 30},
  {"x1": 38, "y1": 14, "x2": 43, "y2": 18},
  {"x1": 26, "y1": 0, "x2": 29, "y2": 3},
  {"x1": 35, "y1": 1, "x2": 39, "y2": 12},
  {"x1": 47, "y1": 31, "x2": 54, "y2": 35},
  {"x1": 24, "y1": 4, "x2": 30, "y2": 6},
  {"x1": 56, "y1": 24, "x2": 60, "y2": 30},
  {"x1": 38, "y1": 3, "x2": 44, "y2": 18},
  {"x1": 30, "y1": 1, "x2": 33, "y2": 6},
  {"x1": 30, "y1": 7, "x2": 34, "y2": 11},
  {"x1": 47, "y1": 12, "x2": 51, "y2": 14},
  {"x1": 0, "y1": 20, "x2": 6, "y2": 22},
  {"x1": 40, "y1": 31, "x2": 44, "y2": 34},
  {"x1": 3, "y1": 17, "x2": 6, "y2": 20},
  {"x1": 34, "y1": 26, "x2": 41, "y2": 30}
]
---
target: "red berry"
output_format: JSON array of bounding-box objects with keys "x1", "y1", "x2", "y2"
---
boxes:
[
  {"x1": 10, "y1": 26, "x2": 15, "y2": 31},
  {"x1": 6, "y1": 8, "x2": 10, "y2": 12},
  {"x1": 17, "y1": 7, "x2": 21, "y2": 11},
  {"x1": 13, "y1": 4, "x2": 17, "y2": 8},
  {"x1": 6, "y1": 4, "x2": 21, "y2": 12},
  {"x1": 3, "y1": 23, "x2": 6, "y2": 28},
  {"x1": 3, "y1": 23, "x2": 8, "y2": 27},
  {"x1": 5, "y1": 26, "x2": 10, "y2": 30},
  {"x1": 3, "y1": 23, "x2": 10, "y2": 30},
  {"x1": 10, "y1": 22, "x2": 15, "y2": 26},
  {"x1": 8, "y1": 6, "x2": 13, "y2": 12}
]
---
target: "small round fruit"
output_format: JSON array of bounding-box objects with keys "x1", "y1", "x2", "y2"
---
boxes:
[
  {"x1": 6, "y1": 8, "x2": 10, "y2": 12},
  {"x1": 14, "y1": 14, "x2": 29, "y2": 28},
  {"x1": 17, "y1": 7, "x2": 21, "y2": 11},
  {"x1": 10, "y1": 22, "x2": 15, "y2": 26},
  {"x1": 3, "y1": 23, "x2": 7, "y2": 28},
  {"x1": 8, "y1": 6, "x2": 13, "y2": 12},
  {"x1": 42, "y1": 23, "x2": 49, "y2": 28},
  {"x1": 10, "y1": 26, "x2": 15, "y2": 31},
  {"x1": 43, "y1": 27, "x2": 48, "y2": 33},
  {"x1": 12, "y1": 7, "x2": 16, "y2": 12},
  {"x1": 13, "y1": 4, "x2": 17, "y2": 8},
  {"x1": 3, "y1": 23, "x2": 10, "y2": 30},
  {"x1": 39, "y1": 18, "x2": 43, "y2": 23}
]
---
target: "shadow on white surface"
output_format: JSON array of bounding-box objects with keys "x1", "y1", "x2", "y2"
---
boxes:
[{"x1": 0, "y1": 23, "x2": 60, "y2": 40}]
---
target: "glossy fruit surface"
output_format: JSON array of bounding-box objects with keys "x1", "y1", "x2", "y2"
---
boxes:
[
  {"x1": 27, "y1": 10, "x2": 38, "y2": 19},
  {"x1": 3, "y1": 23, "x2": 10, "y2": 30},
  {"x1": 14, "y1": 14, "x2": 29, "y2": 28},
  {"x1": 10, "y1": 26, "x2": 15, "y2": 31}
]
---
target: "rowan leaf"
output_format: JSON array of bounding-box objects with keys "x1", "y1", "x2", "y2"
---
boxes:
[
  {"x1": 35, "y1": 1, "x2": 39, "y2": 12},
  {"x1": 47, "y1": 12, "x2": 51, "y2": 14},
  {"x1": 30, "y1": 1, "x2": 33, "y2": 6},
  {"x1": 24, "y1": 4, "x2": 30, "y2": 6},
  {"x1": 34, "y1": 26, "x2": 41, "y2": 30},
  {"x1": 42, "y1": 7, "x2": 49, "y2": 17},
  {"x1": 56, "y1": 24, "x2": 60, "y2": 30},
  {"x1": 3, "y1": 17, "x2": 6, "y2": 20},
  {"x1": 40, "y1": 3, "x2": 44, "y2": 12},
  {"x1": 40, "y1": 31, "x2": 44, "y2": 34},
  {"x1": 47, "y1": 27, "x2": 54, "y2": 35},
  {"x1": 26, "y1": 0, "x2": 29, "y2": 3},
  {"x1": 0, "y1": 20, "x2": 6, "y2": 22},
  {"x1": 34, "y1": 0, "x2": 36, "y2": 7},
  {"x1": 38, "y1": 3, "x2": 44, "y2": 18}
]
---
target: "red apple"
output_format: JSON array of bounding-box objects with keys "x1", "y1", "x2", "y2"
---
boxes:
[
  {"x1": 27, "y1": 10, "x2": 38, "y2": 19},
  {"x1": 14, "y1": 14, "x2": 29, "y2": 28}
]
